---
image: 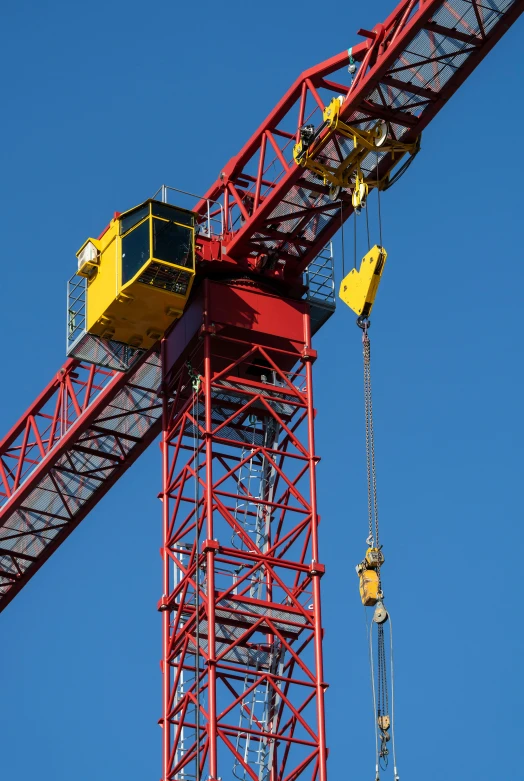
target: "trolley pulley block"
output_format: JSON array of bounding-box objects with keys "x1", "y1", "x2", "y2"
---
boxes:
[{"x1": 373, "y1": 599, "x2": 388, "y2": 624}]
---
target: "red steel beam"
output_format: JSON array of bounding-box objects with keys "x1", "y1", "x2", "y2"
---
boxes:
[
  {"x1": 195, "y1": 0, "x2": 524, "y2": 280},
  {"x1": 0, "y1": 8, "x2": 522, "y2": 781},
  {"x1": 160, "y1": 279, "x2": 327, "y2": 781},
  {"x1": 0, "y1": 0, "x2": 522, "y2": 642},
  {"x1": 0, "y1": 351, "x2": 162, "y2": 612}
]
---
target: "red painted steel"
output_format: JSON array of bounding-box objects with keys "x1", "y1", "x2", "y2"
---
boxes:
[
  {"x1": 159, "y1": 280, "x2": 326, "y2": 781},
  {"x1": 0, "y1": 352, "x2": 162, "y2": 610},
  {"x1": 196, "y1": 0, "x2": 524, "y2": 282},
  {"x1": 2, "y1": 0, "x2": 521, "y2": 616},
  {"x1": 0, "y1": 2, "x2": 523, "y2": 780}
]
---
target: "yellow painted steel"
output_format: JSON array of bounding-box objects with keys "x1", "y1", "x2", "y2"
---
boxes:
[
  {"x1": 293, "y1": 96, "x2": 419, "y2": 195},
  {"x1": 351, "y1": 168, "x2": 368, "y2": 211},
  {"x1": 365, "y1": 546, "x2": 385, "y2": 569},
  {"x1": 76, "y1": 200, "x2": 196, "y2": 350},
  {"x1": 339, "y1": 245, "x2": 387, "y2": 318},
  {"x1": 358, "y1": 568, "x2": 379, "y2": 607}
]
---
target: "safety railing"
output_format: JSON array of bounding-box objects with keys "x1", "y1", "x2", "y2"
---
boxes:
[
  {"x1": 66, "y1": 273, "x2": 145, "y2": 373},
  {"x1": 152, "y1": 184, "x2": 224, "y2": 239},
  {"x1": 304, "y1": 241, "x2": 335, "y2": 306},
  {"x1": 67, "y1": 274, "x2": 87, "y2": 356},
  {"x1": 304, "y1": 242, "x2": 336, "y2": 334}
]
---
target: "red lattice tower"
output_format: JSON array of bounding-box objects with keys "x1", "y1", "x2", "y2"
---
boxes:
[
  {"x1": 159, "y1": 280, "x2": 327, "y2": 781},
  {"x1": 1, "y1": 6, "x2": 523, "y2": 781}
]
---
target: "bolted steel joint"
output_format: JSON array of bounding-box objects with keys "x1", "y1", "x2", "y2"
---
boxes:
[{"x1": 309, "y1": 560, "x2": 325, "y2": 576}]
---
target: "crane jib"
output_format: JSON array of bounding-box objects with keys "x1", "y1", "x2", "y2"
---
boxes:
[
  {"x1": 0, "y1": 0, "x2": 522, "y2": 662},
  {"x1": 197, "y1": 0, "x2": 524, "y2": 284},
  {"x1": 2, "y1": 3, "x2": 524, "y2": 781},
  {"x1": 0, "y1": 0, "x2": 524, "y2": 609}
]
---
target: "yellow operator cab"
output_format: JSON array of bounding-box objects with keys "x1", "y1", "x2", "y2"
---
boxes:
[{"x1": 75, "y1": 199, "x2": 196, "y2": 353}]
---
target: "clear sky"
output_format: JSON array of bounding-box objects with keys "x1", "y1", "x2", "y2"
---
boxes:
[{"x1": 0, "y1": 1, "x2": 523, "y2": 780}]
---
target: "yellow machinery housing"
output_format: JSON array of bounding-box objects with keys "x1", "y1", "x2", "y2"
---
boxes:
[
  {"x1": 358, "y1": 567, "x2": 380, "y2": 607},
  {"x1": 356, "y1": 548, "x2": 384, "y2": 607},
  {"x1": 365, "y1": 546, "x2": 384, "y2": 569},
  {"x1": 76, "y1": 199, "x2": 196, "y2": 351}
]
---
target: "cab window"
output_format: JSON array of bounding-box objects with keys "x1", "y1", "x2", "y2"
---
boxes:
[
  {"x1": 152, "y1": 219, "x2": 193, "y2": 268},
  {"x1": 122, "y1": 220, "x2": 150, "y2": 283}
]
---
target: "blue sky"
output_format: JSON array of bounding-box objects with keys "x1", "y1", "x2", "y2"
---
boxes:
[{"x1": 1, "y1": 1, "x2": 523, "y2": 779}]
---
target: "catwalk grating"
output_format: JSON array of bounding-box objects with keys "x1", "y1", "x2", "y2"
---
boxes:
[
  {"x1": 199, "y1": 0, "x2": 522, "y2": 279},
  {"x1": 0, "y1": 353, "x2": 163, "y2": 606}
]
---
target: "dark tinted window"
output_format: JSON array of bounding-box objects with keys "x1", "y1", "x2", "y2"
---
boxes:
[
  {"x1": 152, "y1": 219, "x2": 193, "y2": 268},
  {"x1": 120, "y1": 204, "x2": 149, "y2": 235},
  {"x1": 151, "y1": 201, "x2": 194, "y2": 227},
  {"x1": 122, "y1": 220, "x2": 150, "y2": 283}
]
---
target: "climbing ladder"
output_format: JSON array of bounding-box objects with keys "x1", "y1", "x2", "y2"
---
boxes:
[{"x1": 231, "y1": 400, "x2": 281, "y2": 781}]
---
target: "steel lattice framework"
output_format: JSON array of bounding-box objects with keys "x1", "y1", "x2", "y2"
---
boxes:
[
  {"x1": 0, "y1": 355, "x2": 162, "y2": 607},
  {"x1": 1, "y1": 1, "x2": 524, "y2": 780},
  {"x1": 2, "y1": 0, "x2": 521, "y2": 615},
  {"x1": 159, "y1": 281, "x2": 326, "y2": 781},
  {"x1": 196, "y1": 0, "x2": 523, "y2": 279}
]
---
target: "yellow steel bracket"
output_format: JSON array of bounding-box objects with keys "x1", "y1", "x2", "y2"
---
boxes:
[
  {"x1": 293, "y1": 97, "x2": 419, "y2": 198},
  {"x1": 339, "y1": 245, "x2": 387, "y2": 317},
  {"x1": 352, "y1": 167, "x2": 368, "y2": 211}
]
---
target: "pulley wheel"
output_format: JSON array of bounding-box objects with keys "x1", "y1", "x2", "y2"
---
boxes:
[
  {"x1": 373, "y1": 601, "x2": 388, "y2": 623},
  {"x1": 374, "y1": 120, "x2": 388, "y2": 147}
]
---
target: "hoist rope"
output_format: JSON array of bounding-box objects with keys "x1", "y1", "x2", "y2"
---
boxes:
[
  {"x1": 376, "y1": 153, "x2": 383, "y2": 250},
  {"x1": 389, "y1": 615, "x2": 399, "y2": 781},
  {"x1": 362, "y1": 325, "x2": 380, "y2": 560},
  {"x1": 377, "y1": 623, "x2": 389, "y2": 723},
  {"x1": 353, "y1": 161, "x2": 398, "y2": 780},
  {"x1": 368, "y1": 616, "x2": 399, "y2": 780},
  {"x1": 367, "y1": 609, "x2": 400, "y2": 781},
  {"x1": 353, "y1": 211, "x2": 357, "y2": 270},
  {"x1": 340, "y1": 202, "x2": 346, "y2": 277},
  {"x1": 366, "y1": 608, "x2": 380, "y2": 781},
  {"x1": 358, "y1": 287, "x2": 400, "y2": 779}
]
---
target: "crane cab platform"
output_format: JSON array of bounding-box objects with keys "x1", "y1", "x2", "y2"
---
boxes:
[{"x1": 67, "y1": 199, "x2": 196, "y2": 371}]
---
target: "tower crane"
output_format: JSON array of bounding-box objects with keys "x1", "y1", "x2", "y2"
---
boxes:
[{"x1": 1, "y1": 1, "x2": 523, "y2": 780}]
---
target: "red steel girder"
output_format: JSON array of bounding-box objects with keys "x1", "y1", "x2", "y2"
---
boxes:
[
  {"x1": 159, "y1": 280, "x2": 326, "y2": 781},
  {"x1": 0, "y1": 352, "x2": 162, "y2": 612},
  {"x1": 196, "y1": 0, "x2": 524, "y2": 280},
  {"x1": 0, "y1": 3, "x2": 521, "y2": 780},
  {"x1": 1, "y1": 0, "x2": 522, "y2": 616}
]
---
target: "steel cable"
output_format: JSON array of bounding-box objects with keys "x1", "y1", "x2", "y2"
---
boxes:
[
  {"x1": 353, "y1": 210, "x2": 357, "y2": 270},
  {"x1": 362, "y1": 329, "x2": 381, "y2": 555},
  {"x1": 366, "y1": 610, "x2": 380, "y2": 781},
  {"x1": 365, "y1": 199, "x2": 371, "y2": 251},
  {"x1": 341, "y1": 202, "x2": 346, "y2": 277},
  {"x1": 359, "y1": 166, "x2": 399, "y2": 780},
  {"x1": 389, "y1": 614, "x2": 399, "y2": 781}
]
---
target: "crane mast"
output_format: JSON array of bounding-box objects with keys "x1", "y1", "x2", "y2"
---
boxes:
[
  {"x1": 0, "y1": 2, "x2": 523, "y2": 780},
  {"x1": 158, "y1": 280, "x2": 327, "y2": 781}
]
